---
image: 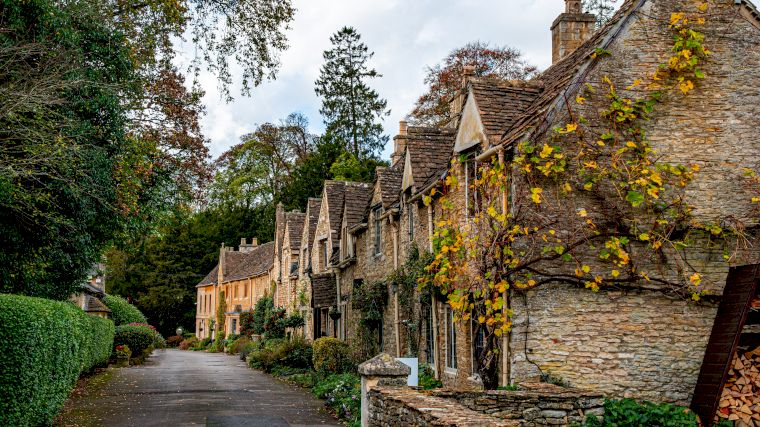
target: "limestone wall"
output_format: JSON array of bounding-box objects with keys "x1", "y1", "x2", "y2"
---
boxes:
[{"x1": 508, "y1": 284, "x2": 717, "y2": 405}]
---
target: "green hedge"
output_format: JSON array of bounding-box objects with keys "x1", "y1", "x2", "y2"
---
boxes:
[
  {"x1": 0, "y1": 294, "x2": 115, "y2": 426},
  {"x1": 103, "y1": 294, "x2": 146, "y2": 325},
  {"x1": 113, "y1": 325, "x2": 156, "y2": 355}
]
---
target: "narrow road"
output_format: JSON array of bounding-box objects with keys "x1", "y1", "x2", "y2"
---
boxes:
[{"x1": 56, "y1": 349, "x2": 340, "y2": 427}]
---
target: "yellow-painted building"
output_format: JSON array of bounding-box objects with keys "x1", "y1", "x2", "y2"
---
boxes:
[{"x1": 195, "y1": 239, "x2": 274, "y2": 338}]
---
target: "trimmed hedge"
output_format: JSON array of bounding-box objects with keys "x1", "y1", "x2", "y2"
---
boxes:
[
  {"x1": 103, "y1": 294, "x2": 146, "y2": 325},
  {"x1": 113, "y1": 325, "x2": 156, "y2": 355},
  {"x1": 0, "y1": 294, "x2": 115, "y2": 426}
]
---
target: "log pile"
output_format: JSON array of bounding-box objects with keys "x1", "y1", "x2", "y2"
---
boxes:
[{"x1": 715, "y1": 345, "x2": 760, "y2": 426}]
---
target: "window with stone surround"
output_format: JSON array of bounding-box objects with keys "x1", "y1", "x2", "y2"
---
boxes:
[
  {"x1": 320, "y1": 238, "x2": 328, "y2": 271},
  {"x1": 463, "y1": 154, "x2": 481, "y2": 220},
  {"x1": 445, "y1": 306, "x2": 457, "y2": 371}
]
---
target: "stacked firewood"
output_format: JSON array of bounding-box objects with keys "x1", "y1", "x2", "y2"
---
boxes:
[{"x1": 715, "y1": 345, "x2": 760, "y2": 426}]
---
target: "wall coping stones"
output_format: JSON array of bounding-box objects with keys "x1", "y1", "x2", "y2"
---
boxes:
[{"x1": 358, "y1": 352, "x2": 411, "y2": 377}]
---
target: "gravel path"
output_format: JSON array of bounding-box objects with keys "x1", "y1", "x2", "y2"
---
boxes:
[{"x1": 56, "y1": 349, "x2": 340, "y2": 427}]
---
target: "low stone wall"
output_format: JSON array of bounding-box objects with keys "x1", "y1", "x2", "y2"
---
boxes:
[
  {"x1": 366, "y1": 383, "x2": 604, "y2": 427},
  {"x1": 367, "y1": 386, "x2": 517, "y2": 426},
  {"x1": 431, "y1": 383, "x2": 605, "y2": 426}
]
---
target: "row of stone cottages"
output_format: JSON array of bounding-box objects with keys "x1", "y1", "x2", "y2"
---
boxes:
[{"x1": 196, "y1": 0, "x2": 760, "y2": 413}]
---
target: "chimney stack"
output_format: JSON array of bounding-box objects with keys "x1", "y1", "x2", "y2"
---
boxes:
[
  {"x1": 551, "y1": 0, "x2": 596, "y2": 64},
  {"x1": 239, "y1": 237, "x2": 259, "y2": 253},
  {"x1": 391, "y1": 120, "x2": 408, "y2": 166},
  {"x1": 217, "y1": 243, "x2": 226, "y2": 284}
]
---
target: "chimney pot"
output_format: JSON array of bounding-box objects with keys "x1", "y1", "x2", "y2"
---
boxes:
[
  {"x1": 252, "y1": 238, "x2": 258, "y2": 247},
  {"x1": 399, "y1": 120, "x2": 407, "y2": 136},
  {"x1": 240, "y1": 237, "x2": 247, "y2": 246},
  {"x1": 566, "y1": 0, "x2": 581, "y2": 13}
]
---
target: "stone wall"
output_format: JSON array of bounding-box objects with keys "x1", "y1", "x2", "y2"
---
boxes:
[
  {"x1": 508, "y1": 284, "x2": 717, "y2": 405},
  {"x1": 367, "y1": 384, "x2": 604, "y2": 427}
]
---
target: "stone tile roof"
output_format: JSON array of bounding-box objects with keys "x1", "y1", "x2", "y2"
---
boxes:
[
  {"x1": 225, "y1": 242, "x2": 275, "y2": 282},
  {"x1": 469, "y1": 77, "x2": 543, "y2": 143},
  {"x1": 197, "y1": 265, "x2": 218, "y2": 287},
  {"x1": 306, "y1": 198, "x2": 322, "y2": 249},
  {"x1": 500, "y1": 0, "x2": 640, "y2": 146},
  {"x1": 84, "y1": 295, "x2": 111, "y2": 313},
  {"x1": 343, "y1": 183, "x2": 374, "y2": 228},
  {"x1": 286, "y1": 212, "x2": 306, "y2": 250},
  {"x1": 311, "y1": 273, "x2": 337, "y2": 308},
  {"x1": 376, "y1": 166, "x2": 403, "y2": 208},
  {"x1": 323, "y1": 180, "x2": 347, "y2": 236},
  {"x1": 406, "y1": 127, "x2": 456, "y2": 187}
]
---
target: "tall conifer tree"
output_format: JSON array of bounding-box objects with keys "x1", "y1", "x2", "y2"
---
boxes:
[{"x1": 315, "y1": 27, "x2": 389, "y2": 158}]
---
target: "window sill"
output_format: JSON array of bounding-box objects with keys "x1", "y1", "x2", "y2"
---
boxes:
[{"x1": 444, "y1": 368, "x2": 458, "y2": 375}]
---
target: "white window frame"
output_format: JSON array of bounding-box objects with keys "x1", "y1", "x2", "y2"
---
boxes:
[{"x1": 445, "y1": 306, "x2": 458, "y2": 372}]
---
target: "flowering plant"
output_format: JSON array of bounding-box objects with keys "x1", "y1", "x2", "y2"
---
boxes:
[{"x1": 115, "y1": 345, "x2": 132, "y2": 358}]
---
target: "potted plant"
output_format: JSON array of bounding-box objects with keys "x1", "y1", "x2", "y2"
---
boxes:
[{"x1": 115, "y1": 345, "x2": 131, "y2": 367}]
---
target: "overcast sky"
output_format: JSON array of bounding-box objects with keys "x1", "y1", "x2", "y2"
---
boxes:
[{"x1": 174, "y1": 0, "x2": 620, "y2": 160}]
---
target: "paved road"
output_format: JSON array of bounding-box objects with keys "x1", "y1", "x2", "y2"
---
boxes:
[{"x1": 56, "y1": 349, "x2": 340, "y2": 427}]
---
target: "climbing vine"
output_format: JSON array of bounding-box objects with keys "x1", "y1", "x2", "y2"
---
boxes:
[{"x1": 421, "y1": 2, "x2": 727, "y2": 389}]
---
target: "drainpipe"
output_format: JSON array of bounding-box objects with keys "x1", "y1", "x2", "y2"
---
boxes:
[
  {"x1": 391, "y1": 217, "x2": 401, "y2": 358},
  {"x1": 427, "y1": 203, "x2": 439, "y2": 379}
]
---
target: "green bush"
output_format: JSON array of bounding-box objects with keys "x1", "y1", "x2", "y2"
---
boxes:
[
  {"x1": 248, "y1": 338, "x2": 313, "y2": 373},
  {"x1": 584, "y1": 399, "x2": 700, "y2": 426},
  {"x1": 239, "y1": 341, "x2": 258, "y2": 361},
  {"x1": 312, "y1": 373, "x2": 360, "y2": 426},
  {"x1": 418, "y1": 363, "x2": 442, "y2": 390},
  {"x1": 114, "y1": 325, "x2": 156, "y2": 355},
  {"x1": 179, "y1": 336, "x2": 198, "y2": 350},
  {"x1": 167, "y1": 335, "x2": 184, "y2": 347},
  {"x1": 228, "y1": 336, "x2": 251, "y2": 354},
  {"x1": 0, "y1": 294, "x2": 114, "y2": 426},
  {"x1": 312, "y1": 337, "x2": 351, "y2": 374},
  {"x1": 103, "y1": 295, "x2": 147, "y2": 325}
]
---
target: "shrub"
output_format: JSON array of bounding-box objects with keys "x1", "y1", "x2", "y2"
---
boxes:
[
  {"x1": 228, "y1": 336, "x2": 252, "y2": 354},
  {"x1": 0, "y1": 294, "x2": 114, "y2": 426},
  {"x1": 240, "y1": 309, "x2": 255, "y2": 336},
  {"x1": 103, "y1": 295, "x2": 147, "y2": 325},
  {"x1": 584, "y1": 399, "x2": 700, "y2": 426},
  {"x1": 167, "y1": 335, "x2": 184, "y2": 347},
  {"x1": 418, "y1": 363, "x2": 442, "y2": 390},
  {"x1": 179, "y1": 337, "x2": 198, "y2": 350},
  {"x1": 239, "y1": 342, "x2": 258, "y2": 361},
  {"x1": 312, "y1": 373, "x2": 361, "y2": 425},
  {"x1": 247, "y1": 338, "x2": 313, "y2": 373},
  {"x1": 252, "y1": 296, "x2": 274, "y2": 334},
  {"x1": 114, "y1": 325, "x2": 156, "y2": 355},
  {"x1": 313, "y1": 337, "x2": 351, "y2": 374}
]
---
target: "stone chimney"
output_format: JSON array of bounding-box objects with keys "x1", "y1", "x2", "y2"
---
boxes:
[
  {"x1": 239, "y1": 237, "x2": 258, "y2": 253},
  {"x1": 217, "y1": 243, "x2": 226, "y2": 284},
  {"x1": 391, "y1": 121, "x2": 408, "y2": 166},
  {"x1": 551, "y1": 0, "x2": 596, "y2": 64}
]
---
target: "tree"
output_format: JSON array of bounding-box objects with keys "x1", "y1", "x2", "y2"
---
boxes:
[
  {"x1": 583, "y1": 0, "x2": 616, "y2": 27},
  {"x1": 315, "y1": 27, "x2": 389, "y2": 158},
  {"x1": 210, "y1": 113, "x2": 318, "y2": 209},
  {"x1": 0, "y1": 0, "x2": 295, "y2": 300},
  {"x1": 422, "y1": 6, "x2": 717, "y2": 389},
  {"x1": 408, "y1": 41, "x2": 538, "y2": 126}
]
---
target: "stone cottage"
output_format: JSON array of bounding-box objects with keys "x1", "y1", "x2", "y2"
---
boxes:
[{"x1": 195, "y1": 239, "x2": 274, "y2": 338}]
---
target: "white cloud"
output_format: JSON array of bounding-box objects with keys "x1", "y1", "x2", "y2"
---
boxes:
[{"x1": 178, "y1": 0, "x2": 620, "y2": 159}]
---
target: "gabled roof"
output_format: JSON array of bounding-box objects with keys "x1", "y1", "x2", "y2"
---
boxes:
[
  {"x1": 285, "y1": 212, "x2": 306, "y2": 250},
  {"x1": 197, "y1": 265, "x2": 218, "y2": 287},
  {"x1": 500, "y1": 0, "x2": 641, "y2": 146},
  {"x1": 343, "y1": 182, "x2": 374, "y2": 228},
  {"x1": 306, "y1": 198, "x2": 322, "y2": 249},
  {"x1": 311, "y1": 273, "x2": 337, "y2": 308},
  {"x1": 84, "y1": 295, "x2": 111, "y2": 313},
  {"x1": 376, "y1": 166, "x2": 403, "y2": 208},
  {"x1": 225, "y1": 241, "x2": 275, "y2": 282},
  {"x1": 405, "y1": 127, "x2": 456, "y2": 186},
  {"x1": 323, "y1": 180, "x2": 347, "y2": 235},
  {"x1": 469, "y1": 77, "x2": 543, "y2": 143}
]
